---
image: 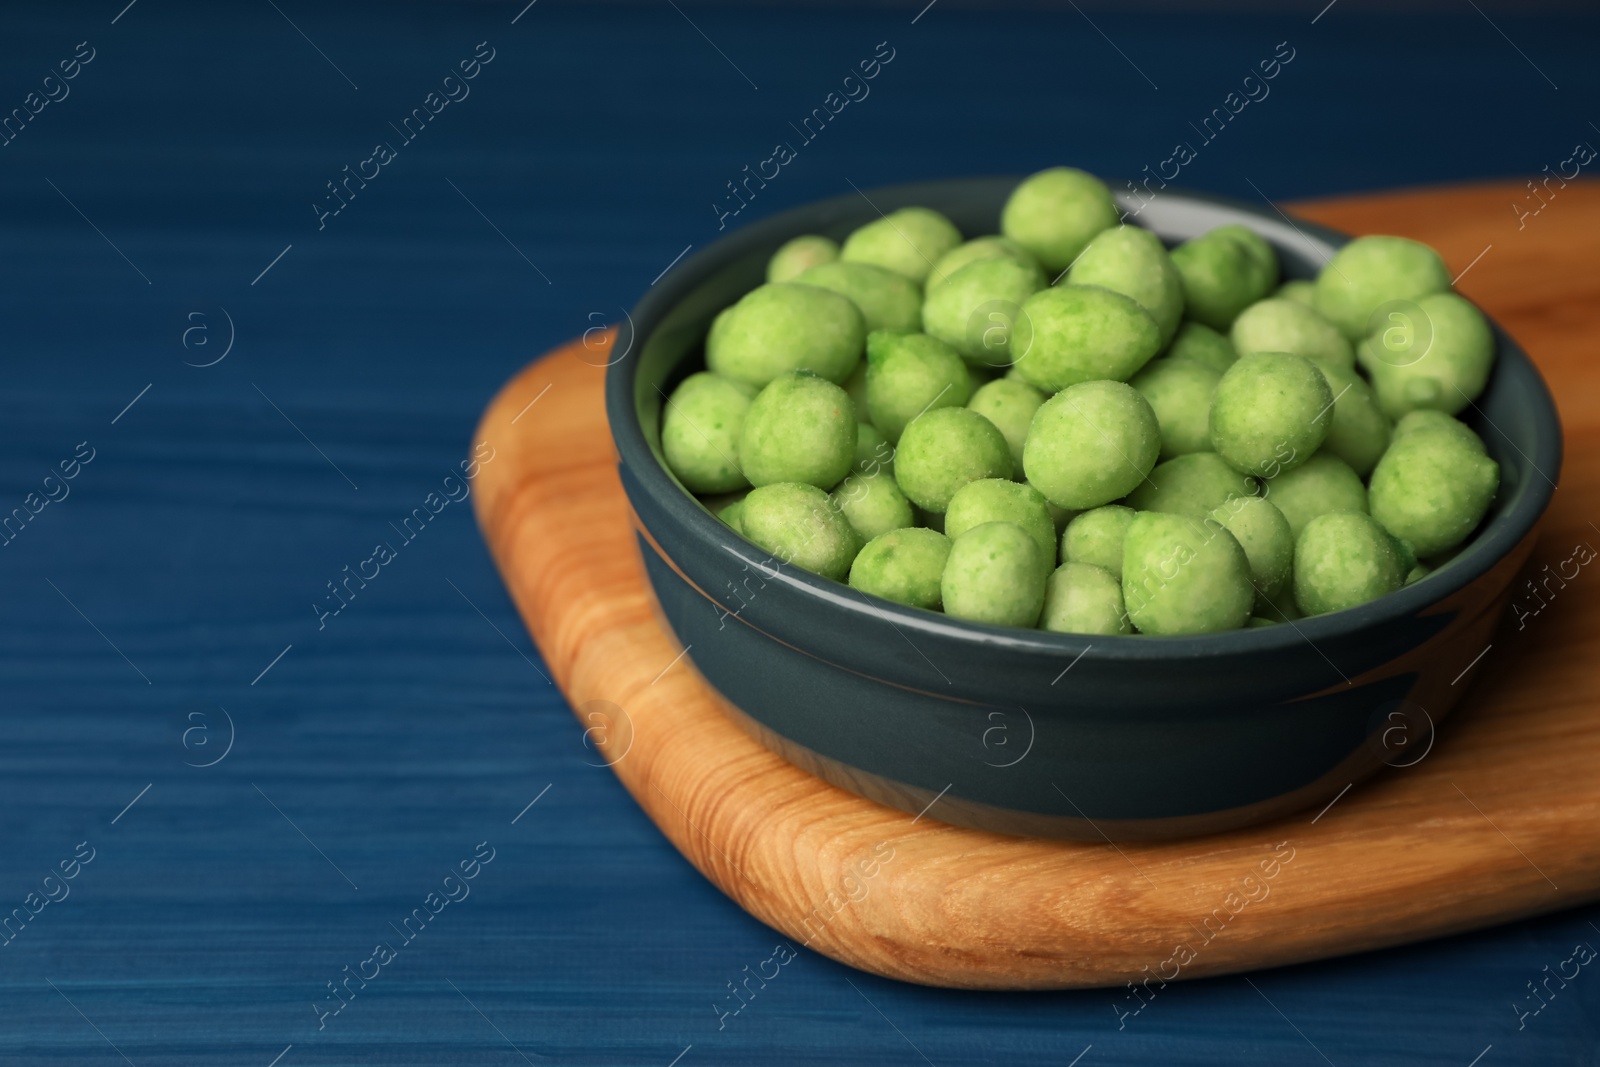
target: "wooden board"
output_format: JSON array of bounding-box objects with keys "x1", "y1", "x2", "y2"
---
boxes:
[{"x1": 472, "y1": 180, "x2": 1600, "y2": 990}]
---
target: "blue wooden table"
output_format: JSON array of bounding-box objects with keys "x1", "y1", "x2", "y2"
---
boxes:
[{"x1": 2, "y1": 2, "x2": 1597, "y2": 1063}]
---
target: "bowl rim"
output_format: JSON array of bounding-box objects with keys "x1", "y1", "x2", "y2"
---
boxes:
[{"x1": 605, "y1": 176, "x2": 1564, "y2": 661}]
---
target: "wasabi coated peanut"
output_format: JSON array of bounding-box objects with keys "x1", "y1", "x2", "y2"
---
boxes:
[
  {"x1": 1356, "y1": 291, "x2": 1494, "y2": 419},
  {"x1": 922, "y1": 256, "x2": 1046, "y2": 365},
  {"x1": 944, "y1": 479, "x2": 1056, "y2": 580},
  {"x1": 1024, "y1": 381, "x2": 1161, "y2": 510},
  {"x1": 1247, "y1": 616, "x2": 1279, "y2": 628},
  {"x1": 1000, "y1": 167, "x2": 1121, "y2": 274},
  {"x1": 719, "y1": 498, "x2": 745, "y2": 533},
  {"x1": 741, "y1": 482, "x2": 861, "y2": 581},
  {"x1": 1121, "y1": 511, "x2": 1255, "y2": 635},
  {"x1": 1040, "y1": 561, "x2": 1132, "y2": 636},
  {"x1": 941, "y1": 521, "x2": 1047, "y2": 627},
  {"x1": 1209, "y1": 352, "x2": 1333, "y2": 477},
  {"x1": 840, "y1": 206, "x2": 962, "y2": 284},
  {"x1": 1010, "y1": 285, "x2": 1163, "y2": 392},
  {"x1": 795, "y1": 261, "x2": 922, "y2": 334},
  {"x1": 1276, "y1": 279, "x2": 1316, "y2": 306},
  {"x1": 1368, "y1": 421, "x2": 1498, "y2": 558},
  {"x1": 1293, "y1": 512, "x2": 1406, "y2": 616},
  {"x1": 1230, "y1": 298, "x2": 1354, "y2": 369},
  {"x1": 1061, "y1": 505, "x2": 1136, "y2": 578},
  {"x1": 1260, "y1": 452, "x2": 1367, "y2": 537},
  {"x1": 968, "y1": 378, "x2": 1045, "y2": 477},
  {"x1": 1392, "y1": 408, "x2": 1484, "y2": 450},
  {"x1": 1312, "y1": 359, "x2": 1391, "y2": 477},
  {"x1": 661, "y1": 372, "x2": 756, "y2": 493},
  {"x1": 865, "y1": 330, "x2": 970, "y2": 443},
  {"x1": 707, "y1": 283, "x2": 865, "y2": 387},
  {"x1": 832, "y1": 470, "x2": 915, "y2": 542},
  {"x1": 1129, "y1": 357, "x2": 1222, "y2": 459},
  {"x1": 929, "y1": 236, "x2": 1039, "y2": 287},
  {"x1": 1169, "y1": 224, "x2": 1278, "y2": 331},
  {"x1": 848, "y1": 527, "x2": 951, "y2": 610},
  {"x1": 766, "y1": 234, "x2": 839, "y2": 283},
  {"x1": 893, "y1": 406, "x2": 1013, "y2": 513},
  {"x1": 1067, "y1": 225, "x2": 1185, "y2": 344},
  {"x1": 1126, "y1": 451, "x2": 1257, "y2": 521},
  {"x1": 1164, "y1": 321, "x2": 1238, "y2": 376},
  {"x1": 738, "y1": 372, "x2": 856, "y2": 489},
  {"x1": 854, "y1": 422, "x2": 894, "y2": 476},
  {"x1": 1313, "y1": 235, "x2": 1451, "y2": 340},
  {"x1": 1207, "y1": 495, "x2": 1294, "y2": 613}
]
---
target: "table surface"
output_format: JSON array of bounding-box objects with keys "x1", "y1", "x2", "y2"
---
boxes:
[{"x1": 2, "y1": 3, "x2": 1598, "y2": 1065}]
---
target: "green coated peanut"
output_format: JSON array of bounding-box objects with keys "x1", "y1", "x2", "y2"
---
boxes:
[
  {"x1": 893, "y1": 406, "x2": 1014, "y2": 513},
  {"x1": 1356, "y1": 291, "x2": 1494, "y2": 419},
  {"x1": 941, "y1": 521, "x2": 1047, "y2": 627},
  {"x1": 1040, "y1": 561, "x2": 1132, "y2": 635},
  {"x1": 832, "y1": 469, "x2": 915, "y2": 542},
  {"x1": 661, "y1": 371, "x2": 756, "y2": 493},
  {"x1": 1000, "y1": 167, "x2": 1121, "y2": 273},
  {"x1": 1121, "y1": 511, "x2": 1255, "y2": 635},
  {"x1": 1066, "y1": 225, "x2": 1185, "y2": 344},
  {"x1": 1169, "y1": 224, "x2": 1278, "y2": 331},
  {"x1": 968, "y1": 378, "x2": 1046, "y2": 478},
  {"x1": 1367, "y1": 418, "x2": 1498, "y2": 558},
  {"x1": 848, "y1": 526, "x2": 951, "y2": 610},
  {"x1": 740, "y1": 482, "x2": 862, "y2": 581},
  {"x1": 1392, "y1": 409, "x2": 1485, "y2": 451},
  {"x1": 706, "y1": 282, "x2": 865, "y2": 387},
  {"x1": 1129, "y1": 357, "x2": 1223, "y2": 459},
  {"x1": 865, "y1": 330, "x2": 971, "y2": 443},
  {"x1": 1207, "y1": 494, "x2": 1295, "y2": 615},
  {"x1": 1293, "y1": 511, "x2": 1406, "y2": 615},
  {"x1": 841, "y1": 206, "x2": 962, "y2": 284},
  {"x1": 1260, "y1": 452, "x2": 1368, "y2": 538},
  {"x1": 1061, "y1": 504, "x2": 1136, "y2": 579},
  {"x1": 795, "y1": 261, "x2": 923, "y2": 334},
  {"x1": 1023, "y1": 380, "x2": 1161, "y2": 510},
  {"x1": 1313, "y1": 234, "x2": 1451, "y2": 340},
  {"x1": 738, "y1": 372, "x2": 857, "y2": 489},
  {"x1": 1275, "y1": 279, "x2": 1316, "y2": 306},
  {"x1": 1230, "y1": 297, "x2": 1354, "y2": 369},
  {"x1": 1163, "y1": 321, "x2": 1238, "y2": 376},
  {"x1": 1126, "y1": 451, "x2": 1257, "y2": 521},
  {"x1": 929, "y1": 236, "x2": 1040, "y2": 287},
  {"x1": 943, "y1": 478, "x2": 1056, "y2": 581},
  {"x1": 1209, "y1": 352, "x2": 1333, "y2": 478},
  {"x1": 1311, "y1": 359, "x2": 1391, "y2": 477},
  {"x1": 766, "y1": 234, "x2": 840, "y2": 283},
  {"x1": 1010, "y1": 284, "x2": 1163, "y2": 392},
  {"x1": 921, "y1": 256, "x2": 1046, "y2": 366}
]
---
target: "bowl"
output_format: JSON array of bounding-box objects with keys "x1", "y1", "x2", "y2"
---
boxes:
[{"x1": 604, "y1": 177, "x2": 1562, "y2": 841}]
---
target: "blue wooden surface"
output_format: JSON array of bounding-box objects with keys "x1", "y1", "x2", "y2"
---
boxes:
[{"x1": 2, "y1": 2, "x2": 1598, "y2": 1063}]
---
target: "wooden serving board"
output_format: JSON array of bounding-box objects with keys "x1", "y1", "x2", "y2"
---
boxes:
[{"x1": 472, "y1": 180, "x2": 1600, "y2": 990}]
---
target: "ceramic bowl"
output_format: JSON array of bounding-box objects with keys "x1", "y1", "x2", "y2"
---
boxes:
[{"x1": 605, "y1": 177, "x2": 1561, "y2": 840}]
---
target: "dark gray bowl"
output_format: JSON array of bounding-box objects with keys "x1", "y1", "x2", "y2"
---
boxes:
[{"x1": 604, "y1": 177, "x2": 1561, "y2": 841}]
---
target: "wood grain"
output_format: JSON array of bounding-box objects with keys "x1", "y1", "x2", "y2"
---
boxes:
[{"x1": 472, "y1": 180, "x2": 1600, "y2": 990}]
